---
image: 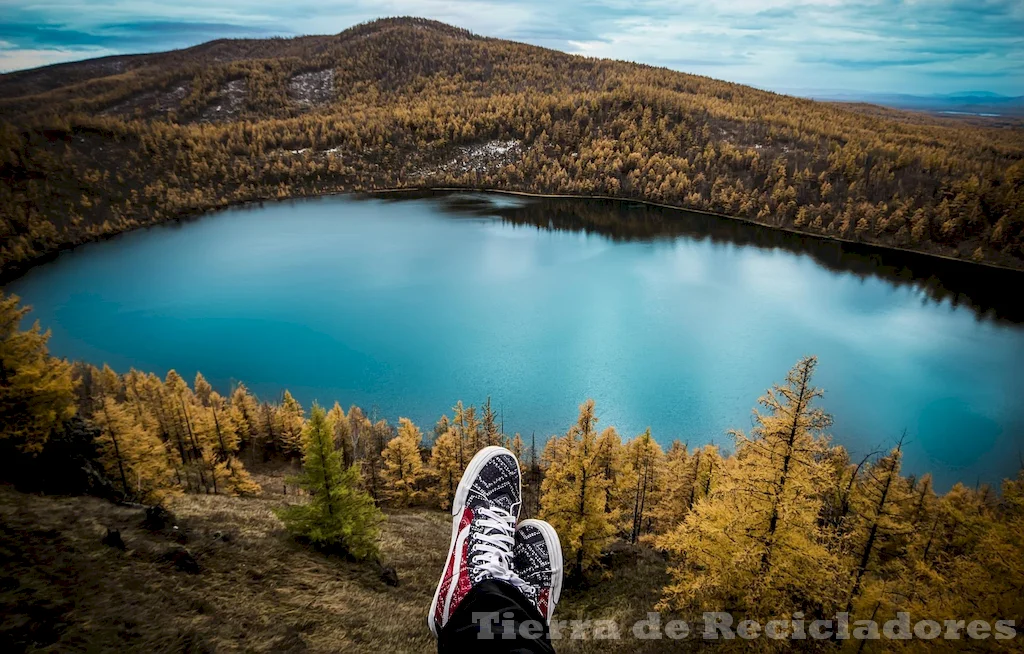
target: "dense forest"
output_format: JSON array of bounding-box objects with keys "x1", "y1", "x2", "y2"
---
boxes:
[
  {"x1": 1, "y1": 17, "x2": 1023, "y2": 279},
  {"x1": 2, "y1": 290, "x2": 1022, "y2": 650}
]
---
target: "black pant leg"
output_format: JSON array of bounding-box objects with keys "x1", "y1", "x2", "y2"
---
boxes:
[{"x1": 438, "y1": 579, "x2": 556, "y2": 654}]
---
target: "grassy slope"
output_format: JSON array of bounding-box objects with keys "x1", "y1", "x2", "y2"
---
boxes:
[{"x1": 0, "y1": 476, "x2": 679, "y2": 653}]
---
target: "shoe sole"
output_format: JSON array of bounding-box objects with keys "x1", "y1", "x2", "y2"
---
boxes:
[
  {"x1": 427, "y1": 446, "x2": 521, "y2": 637},
  {"x1": 517, "y1": 518, "x2": 563, "y2": 621}
]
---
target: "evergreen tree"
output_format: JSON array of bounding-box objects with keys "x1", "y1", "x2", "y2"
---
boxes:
[{"x1": 276, "y1": 404, "x2": 381, "y2": 559}]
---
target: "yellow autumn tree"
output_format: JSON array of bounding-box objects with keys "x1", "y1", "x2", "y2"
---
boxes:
[
  {"x1": 277, "y1": 390, "x2": 305, "y2": 456},
  {"x1": 93, "y1": 396, "x2": 178, "y2": 502},
  {"x1": 381, "y1": 417, "x2": 426, "y2": 506},
  {"x1": 430, "y1": 427, "x2": 461, "y2": 510},
  {"x1": 539, "y1": 399, "x2": 616, "y2": 574},
  {"x1": 229, "y1": 383, "x2": 264, "y2": 465},
  {"x1": 844, "y1": 441, "x2": 913, "y2": 616},
  {"x1": 594, "y1": 426, "x2": 625, "y2": 519},
  {"x1": 509, "y1": 432, "x2": 524, "y2": 465},
  {"x1": 648, "y1": 440, "x2": 693, "y2": 535},
  {"x1": 658, "y1": 356, "x2": 847, "y2": 620},
  {"x1": 0, "y1": 293, "x2": 75, "y2": 454},
  {"x1": 326, "y1": 402, "x2": 354, "y2": 467},
  {"x1": 205, "y1": 391, "x2": 261, "y2": 496},
  {"x1": 620, "y1": 428, "x2": 663, "y2": 543}
]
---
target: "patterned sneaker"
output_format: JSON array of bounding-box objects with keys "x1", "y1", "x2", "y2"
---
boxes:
[
  {"x1": 513, "y1": 519, "x2": 563, "y2": 624},
  {"x1": 428, "y1": 446, "x2": 524, "y2": 637}
]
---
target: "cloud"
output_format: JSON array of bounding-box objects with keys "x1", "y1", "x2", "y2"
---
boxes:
[
  {"x1": 0, "y1": 46, "x2": 120, "y2": 72},
  {"x1": 0, "y1": 0, "x2": 1020, "y2": 95}
]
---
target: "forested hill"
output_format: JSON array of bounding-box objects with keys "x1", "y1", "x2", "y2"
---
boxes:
[{"x1": 1, "y1": 16, "x2": 1023, "y2": 276}]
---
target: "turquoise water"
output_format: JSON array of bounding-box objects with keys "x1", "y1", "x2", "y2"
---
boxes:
[{"x1": 7, "y1": 193, "x2": 1024, "y2": 489}]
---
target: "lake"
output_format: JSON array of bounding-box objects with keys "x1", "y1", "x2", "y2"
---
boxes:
[{"x1": 7, "y1": 192, "x2": 1024, "y2": 489}]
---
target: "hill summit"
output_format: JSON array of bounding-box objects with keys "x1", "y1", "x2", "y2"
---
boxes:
[{"x1": 1, "y1": 17, "x2": 1022, "y2": 276}]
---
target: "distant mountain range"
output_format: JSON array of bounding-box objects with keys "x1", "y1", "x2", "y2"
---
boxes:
[{"x1": 799, "y1": 91, "x2": 1024, "y2": 117}]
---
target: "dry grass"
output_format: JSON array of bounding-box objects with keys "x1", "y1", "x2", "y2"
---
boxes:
[
  {"x1": 0, "y1": 477, "x2": 700, "y2": 653},
  {"x1": 0, "y1": 482, "x2": 447, "y2": 653}
]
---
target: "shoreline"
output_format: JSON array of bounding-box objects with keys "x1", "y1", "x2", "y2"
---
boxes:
[
  {"x1": 371, "y1": 186, "x2": 1024, "y2": 273},
  {"x1": 3, "y1": 184, "x2": 1023, "y2": 286}
]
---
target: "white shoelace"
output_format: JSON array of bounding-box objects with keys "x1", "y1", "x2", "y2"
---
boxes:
[{"x1": 469, "y1": 505, "x2": 528, "y2": 588}]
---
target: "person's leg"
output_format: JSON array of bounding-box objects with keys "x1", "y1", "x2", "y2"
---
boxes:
[
  {"x1": 512, "y1": 520, "x2": 563, "y2": 625},
  {"x1": 427, "y1": 446, "x2": 524, "y2": 636},
  {"x1": 438, "y1": 578, "x2": 555, "y2": 654},
  {"x1": 427, "y1": 446, "x2": 563, "y2": 653}
]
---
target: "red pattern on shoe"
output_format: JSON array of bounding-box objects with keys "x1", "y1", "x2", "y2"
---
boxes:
[
  {"x1": 427, "y1": 447, "x2": 523, "y2": 637},
  {"x1": 432, "y1": 507, "x2": 474, "y2": 629},
  {"x1": 537, "y1": 587, "x2": 550, "y2": 619}
]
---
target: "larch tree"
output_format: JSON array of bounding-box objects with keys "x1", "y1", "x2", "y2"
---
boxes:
[
  {"x1": 481, "y1": 396, "x2": 501, "y2": 447},
  {"x1": 93, "y1": 395, "x2": 177, "y2": 502},
  {"x1": 277, "y1": 390, "x2": 305, "y2": 457},
  {"x1": 193, "y1": 372, "x2": 213, "y2": 406},
  {"x1": 657, "y1": 356, "x2": 846, "y2": 620},
  {"x1": 539, "y1": 399, "x2": 616, "y2": 575},
  {"x1": 360, "y1": 418, "x2": 392, "y2": 502},
  {"x1": 165, "y1": 369, "x2": 212, "y2": 493},
  {"x1": 522, "y1": 433, "x2": 543, "y2": 519},
  {"x1": 594, "y1": 426, "x2": 624, "y2": 518},
  {"x1": 691, "y1": 443, "x2": 723, "y2": 504},
  {"x1": 326, "y1": 402, "x2": 354, "y2": 467},
  {"x1": 621, "y1": 428, "x2": 663, "y2": 544},
  {"x1": 509, "y1": 433, "x2": 524, "y2": 467},
  {"x1": 452, "y1": 401, "x2": 481, "y2": 466},
  {"x1": 381, "y1": 417, "x2": 426, "y2": 506},
  {"x1": 206, "y1": 391, "x2": 261, "y2": 496},
  {"x1": 229, "y1": 383, "x2": 263, "y2": 465},
  {"x1": 347, "y1": 405, "x2": 370, "y2": 461},
  {"x1": 648, "y1": 440, "x2": 693, "y2": 535},
  {"x1": 275, "y1": 403, "x2": 381, "y2": 559},
  {"x1": 433, "y1": 414, "x2": 450, "y2": 446},
  {"x1": 260, "y1": 401, "x2": 281, "y2": 461},
  {"x1": 844, "y1": 440, "x2": 913, "y2": 616},
  {"x1": 430, "y1": 427, "x2": 461, "y2": 510},
  {"x1": 0, "y1": 293, "x2": 75, "y2": 454}
]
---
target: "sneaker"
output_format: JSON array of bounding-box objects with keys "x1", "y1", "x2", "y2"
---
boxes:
[
  {"x1": 428, "y1": 446, "x2": 523, "y2": 637},
  {"x1": 513, "y1": 519, "x2": 563, "y2": 624}
]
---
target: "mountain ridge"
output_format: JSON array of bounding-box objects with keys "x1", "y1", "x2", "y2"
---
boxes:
[{"x1": 1, "y1": 17, "x2": 1022, "y2": 274}]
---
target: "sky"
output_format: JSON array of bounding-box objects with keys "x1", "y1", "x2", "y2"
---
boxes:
[{"x1": 1, "y1": 0, "x2": 1021, "y2": 96}]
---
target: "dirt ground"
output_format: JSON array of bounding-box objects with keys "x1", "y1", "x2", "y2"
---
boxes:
[{"x1": 0, "y1": 471, "x2": 683, "y2": 653}]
